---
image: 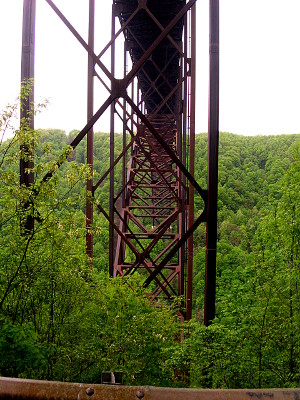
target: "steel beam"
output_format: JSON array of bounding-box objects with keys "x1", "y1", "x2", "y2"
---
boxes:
[
  {"x1": 204, "y1": 0, "x2": 220, "y2": 326},
  {"x1": 86, "y1": 0, "x2": 95, "y2": 262},
  {"x1": 186, "y1": 2, "x2": 197, "y2": 321},
  {"x1": 109, "y1": 4, "x2": 116, "y2": 277},
  {"x1": 20, "y1": 0, "x2": 36, "y2": 232}
]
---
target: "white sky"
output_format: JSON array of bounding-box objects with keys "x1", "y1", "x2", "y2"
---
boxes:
[{"x1": 1, "y1": 0, "x2": 300, "y2": 136}]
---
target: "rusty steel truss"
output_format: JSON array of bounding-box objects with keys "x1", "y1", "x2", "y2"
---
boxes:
[{"x1": 20, "y1": 0, "x2": 219, "y2": 324}]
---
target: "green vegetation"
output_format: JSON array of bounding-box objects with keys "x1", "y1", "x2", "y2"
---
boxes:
[
  {"x1": 0, "y1": 91, "x2": 299, "y2": 387},
  {"x1": 176, "y1": 132, "x2": 300, "y2": 388}
]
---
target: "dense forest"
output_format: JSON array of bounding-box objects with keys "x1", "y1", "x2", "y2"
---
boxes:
[{"x1": 0, "y1": 94, "x2": 299, "y2": 388}]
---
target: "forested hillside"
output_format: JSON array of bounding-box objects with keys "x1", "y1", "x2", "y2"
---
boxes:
[
  {"x1": 0, "y1": 102, "x2": 299, "y2": 388},
  {"x1": 183, "y1": 132, "x2": 300, "y2": 388}
]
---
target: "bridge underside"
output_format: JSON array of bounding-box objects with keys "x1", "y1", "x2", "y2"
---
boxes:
[
  {"x1": 103, "y1": 0, "x2": 205, "y2": 315},
  {"x1": 113, "y1": 116, "x2": 186, "y2": 302},
  {"x1": 21, "y1": 0, "x2": 219, "y2": 323}
]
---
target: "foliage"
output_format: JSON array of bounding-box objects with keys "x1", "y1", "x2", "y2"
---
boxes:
[
  {"x1": 190, "y1": 133, "x2": 300, "y2": 388},
  {"x1": 0, "y1": 87, "x2": 300, "y2": 387},
  {"x1": 0, "y1": 88, "x2": 178, "y2": 385},
  {"x1": 50, "y1": 276, "x2": 178, "y2": 385}
]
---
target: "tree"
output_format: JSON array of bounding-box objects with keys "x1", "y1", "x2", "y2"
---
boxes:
[{"x1": 0, "y1": 90, "x2": 179, "y2": 385}]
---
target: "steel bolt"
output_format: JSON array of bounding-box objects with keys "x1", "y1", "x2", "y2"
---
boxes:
[
  {"x1": 86, "y1": 387, "x2": 94, "y2": 396},
  {"x1": 136, "y1": 390, "x2": 144, "y2": 399}
]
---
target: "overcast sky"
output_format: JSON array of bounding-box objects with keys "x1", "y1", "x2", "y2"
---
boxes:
[{"x1": 1, "y1": 0, "x2": 300, "y2": 136}]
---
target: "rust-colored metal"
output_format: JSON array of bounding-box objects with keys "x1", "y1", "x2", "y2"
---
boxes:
[
  {"x1": 109, "y1": 4, "x2": 116, "y2": 277},
  {"x1": 1, "y1": 377, "x2": 300, "y2": 400},
  {"x1": 20, "y1": 0, "x2": 36, "y2": 232},
  {"x1": 21, "y1": 0, "x2": 219, "y2": 320},
  {"x1": 186, "y1": 2, "x2": 197, "y2": 321},
  {"x1": 204, "y1": 0, "x2": 220, "y2": 326},
  {"x1": 86, "y1": 0, "x2": 95, "y2": 262},
  {"x1": 83, "y1": 0, "x2": 205, "y2": 311}
]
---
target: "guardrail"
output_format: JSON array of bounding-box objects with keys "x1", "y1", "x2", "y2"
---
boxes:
[{"x1": 1, "y1": 377, "x2": 300, "y2": 400}]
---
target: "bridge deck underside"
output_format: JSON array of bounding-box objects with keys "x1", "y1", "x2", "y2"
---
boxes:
[
  {"x1": 115, "y1": 0, "x2": 184, "y2": 115},
  {"x1": 110, "y1": 0, "x2": 194, "y2": 305}
]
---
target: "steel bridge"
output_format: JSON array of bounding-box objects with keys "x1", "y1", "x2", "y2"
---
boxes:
[
  {"x1": 20, "y1": 0, "x2": 219, "y2": 324},
  {"x1": 12, "y1": 3, "x2": 300, "y2": 398}
]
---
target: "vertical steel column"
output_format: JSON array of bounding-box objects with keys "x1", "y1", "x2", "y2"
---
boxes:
[
  {"x1": 180, "y1": 13, "x2": 188, "y2": 303},
  {"x1": 204, "y1": 0, "x2": 219, "y2": 326},
  {"x1": 177, "y1": 40, "x2": 184, "y2": 299},
  {"x1": 20, "y1": 0, "x2": 36, "y2": 233},
  {"x1": 86, "y1": 0, "x2": 95, "y2": 262},
  {"x1": 186, "y1": 4, "x2": 196, "y2": 320},
  {"x1": 122, "y1": 43, "x2": 127, "y2": 210},
  {"x1": 109, "y1": 4, "x2": 116, "y2": 277}
]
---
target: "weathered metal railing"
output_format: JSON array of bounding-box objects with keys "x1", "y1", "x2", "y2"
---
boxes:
[{"x1": 1, "y1": 378, "x2": 300, "y2": 400}]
